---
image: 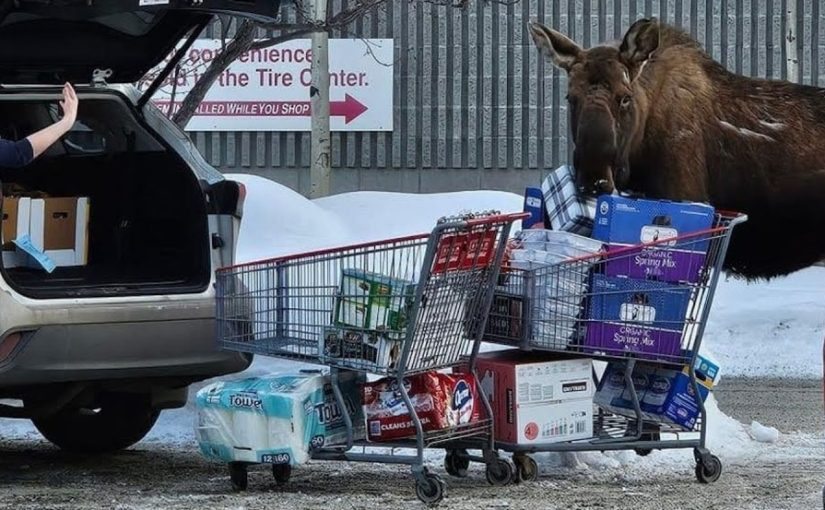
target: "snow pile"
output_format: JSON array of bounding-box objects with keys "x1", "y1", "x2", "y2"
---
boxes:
[
  {"x1": 230, "y1": 174, "x2": 352, "y2": 263},
  {"x1": 230, "y1": 173, "x2": 526, "y2": 263},
  {"x1": 701, "y1": 269, "x2": 825, "y2": 379},
  {"x1": 750, "y1": 421, "x2": 780, "y2": 444}
]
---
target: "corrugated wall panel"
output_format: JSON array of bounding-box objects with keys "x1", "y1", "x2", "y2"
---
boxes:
[{"x1": 184, "y1": 1, "x2": 825, "y2": 194}]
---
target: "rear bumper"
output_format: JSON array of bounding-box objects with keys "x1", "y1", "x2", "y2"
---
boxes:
[{"x1": 0, "y1": 318, "x2": 251, "y2": 389}]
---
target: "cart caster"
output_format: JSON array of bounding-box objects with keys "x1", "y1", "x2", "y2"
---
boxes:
[
  {"x1": 634, "y1": 431, "x2": 661, "y2": 456},
  {"x1": 415, "y1": 472, "x2": 446, "y2": 506},
  {"x1": 272, "y1": 463, "x2": 292, "y2": 486},
  {"x1": 228, "y1": 462, "x2": 248, "y2": 491},
  {"x1": 444, "y1": 449, "x2": 470, "y2": 478},
  {"x1": 485, "y1": 458, "x2": 514, "y2": 486},
  {"x1": 695, "y1": 454, "x2": 722, "y2": 484},
  {"x1": 513, "y1": 455, "x2": 539, "y2": 483}
]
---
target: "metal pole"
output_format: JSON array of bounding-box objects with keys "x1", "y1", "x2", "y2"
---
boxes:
[
  {"x1": 785, "y1": 3, "x2": 799, "y2": 83},
  {"x1": 309, "y1": 0, "x2": 331, "y2": 199}
]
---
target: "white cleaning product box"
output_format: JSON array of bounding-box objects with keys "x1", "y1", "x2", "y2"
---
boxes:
[
  {"x1": 467, "y1": 349, "x2": 594, "y2": 446},
  {"x1": 195, "y1": 370, "x2": 366, "y2": 467}
]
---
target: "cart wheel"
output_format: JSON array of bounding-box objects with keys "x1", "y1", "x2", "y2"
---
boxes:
[
  {"x1": 415, "y1": 472, "x2": 446, "y2": 506},
  {"x1": 444, "y1": 449, "x2": 470, "y2": 478},
  {"x1": 514, "y1": 455, "x2": 539, "y2": 483},
  {"x1": 272, "y1": 463, "x2": 292, "y2": 486},
  {"x1": 695, "y1": 454, "x2": 723, "y2": 484},
  {"x1": 228, "y1": 462, "x2": 248, "y2": 491},
  {"x1": 634, "y1": 431, "x2": 660, "y2": 457},
  {"x1": 485, "y1": 458, "x2": 514, "y2": 486}
]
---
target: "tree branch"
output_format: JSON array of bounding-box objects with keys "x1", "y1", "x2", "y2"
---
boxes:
[
  {"x1": 248, "y1": 28, "x2": 315, "y2": 51},
  {"x1": 172, "y1": 20, "x2": 257, "y2": 128}
]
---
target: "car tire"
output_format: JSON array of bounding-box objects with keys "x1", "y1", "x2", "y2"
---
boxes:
[{"x1": 32, "y1": 393, "x2": 161, "y2": 454}]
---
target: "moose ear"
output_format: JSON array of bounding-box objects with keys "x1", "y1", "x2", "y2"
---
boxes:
[
  {"x1": 620, "y1": 18, "x2": 660, "y2": 78},
  {"x1": 527, "y1": 21, "x2": 582, "y2": 71}
]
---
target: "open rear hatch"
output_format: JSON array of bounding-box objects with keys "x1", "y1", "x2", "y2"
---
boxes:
[
  {"x1": 0, "y1": 0, "x2": 280, "y2": 87},
  {"x1": 0, "y1": 1, "x2": 280, "y2": 298}
]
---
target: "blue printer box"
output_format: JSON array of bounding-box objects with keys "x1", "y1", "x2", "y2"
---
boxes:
[{"x1": 593, "y1": 195, "x2": 715, "y2": 283}]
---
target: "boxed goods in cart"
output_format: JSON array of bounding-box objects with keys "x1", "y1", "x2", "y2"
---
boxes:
[
  {"x1": 460, "y1": 166, "x2": 748, "y2": 485},
  {"x1": 592, "y1": 195, "x2": 715, "y2": 284},
  {"x1": 594, "y1": 351, "x2": 721, "y2": 431},
  {"x1": 460, "y1": 349, "x2": 595, "y2": 446}
]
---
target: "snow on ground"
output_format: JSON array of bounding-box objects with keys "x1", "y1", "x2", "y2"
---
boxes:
[
  {"x1": 5, "y1": 175, "x2": 824, "y2": 476},
  {"x1": 701, "y1": 269, "x2": 825, "y2": 379}
]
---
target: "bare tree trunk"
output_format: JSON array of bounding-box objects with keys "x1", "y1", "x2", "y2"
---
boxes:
[{"x1": 172, "y1": 20, "x2": 257, "y2": 129}]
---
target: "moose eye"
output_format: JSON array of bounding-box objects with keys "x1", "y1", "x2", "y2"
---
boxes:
[{"x1": 619, "y1": 95, "x2": 632, "y2": 109}]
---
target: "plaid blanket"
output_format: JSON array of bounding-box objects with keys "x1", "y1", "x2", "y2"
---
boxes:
[{"x1": 540, "y1": 165, "x2": 595, "y2": 236}]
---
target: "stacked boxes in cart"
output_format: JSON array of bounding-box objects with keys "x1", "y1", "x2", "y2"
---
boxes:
[
  {"x1": 466, "y1": 349, "x2": 595, "y2": 446},
  {"x1": 584, "y1": 195, "x2": 716, "y2": 360}
]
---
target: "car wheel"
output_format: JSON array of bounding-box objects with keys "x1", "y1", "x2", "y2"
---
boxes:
[{"x1": 32, "y1": 393, "x2": 161, "y2": 454}]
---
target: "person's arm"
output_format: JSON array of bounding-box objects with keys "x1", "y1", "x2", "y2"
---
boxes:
[
  {"x1": 26, "y1": 83, "x2": 78, "y2": 159},
  {"x1": 0, "y1": 82, "x2": 78, "y2": 168},
  {"x1": 25, "y1": 117, "x2": 73, "y2": 160},
  {"x1": 0, "y1": 138, "x2": 34, "y2": 168}
]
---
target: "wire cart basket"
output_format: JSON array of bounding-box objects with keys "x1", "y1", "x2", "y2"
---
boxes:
[
  {"x1": 439, "y1": 210, "x2": 748, "y2": 484},
  {"x1": 215, "y1": 210, "x2": 526, "y2": 504}
]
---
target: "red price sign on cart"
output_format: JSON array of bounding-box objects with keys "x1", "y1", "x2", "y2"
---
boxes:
[{"x1": 431, "y1": 230, "x2": 497, "y2": 274}]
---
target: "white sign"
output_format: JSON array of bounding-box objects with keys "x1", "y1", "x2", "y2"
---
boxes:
[{"x1": 140, "y1": 38, "x2": 394, "y2": 132}]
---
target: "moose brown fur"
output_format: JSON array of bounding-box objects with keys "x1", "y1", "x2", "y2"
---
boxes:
[{"x1": 529, "y1": 17, "x2": 825, "y2": 281}]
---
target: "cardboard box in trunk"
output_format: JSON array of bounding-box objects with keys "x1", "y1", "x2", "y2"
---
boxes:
[
  {"x1": 27, "y1": 197, "x2": 90, "y2": 269},
  {"x1": 1, "y1": 196, "x2": 32, "y2": 268}
]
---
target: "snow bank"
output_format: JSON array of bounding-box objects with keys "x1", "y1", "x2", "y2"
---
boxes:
[
  {"x1": 701, "y1": 269, "x2": 825, "y2": 379},
  {"x1": 229, "y1": 174, "x2": 352, "y2": 263}
]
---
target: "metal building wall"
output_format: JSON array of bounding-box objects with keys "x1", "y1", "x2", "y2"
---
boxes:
[{"x1": 195, "y1": 1, "x2": 825, "y2": 196}]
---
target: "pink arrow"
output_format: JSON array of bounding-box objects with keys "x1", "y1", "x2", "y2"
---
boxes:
[
  {"x1": 330, "y1": 94, "x2": 368, "y2": 124},
  {"x1": 153, "y1": 94, "x2": 368, "y2": 123}
]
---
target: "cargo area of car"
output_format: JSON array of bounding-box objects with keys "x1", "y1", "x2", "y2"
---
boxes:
[{"x1": 0, "y1": 94, "x2": 212, "y2": 298}]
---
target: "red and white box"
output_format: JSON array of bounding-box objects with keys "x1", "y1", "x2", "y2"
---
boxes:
[
  {"x1": 468, "y1": 349, "x2": 594, "y2": 446},
  {"x1": 362, "y1": 371, "x2": 480, "y2": 442}
]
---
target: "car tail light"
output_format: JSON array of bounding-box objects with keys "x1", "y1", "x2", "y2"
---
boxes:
[{"x1": 0, "y1": 333, "x2": 22, "y2": 363}]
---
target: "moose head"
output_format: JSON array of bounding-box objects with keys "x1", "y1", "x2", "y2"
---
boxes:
[{"x1": 528, "y1": 18, "x2": 661, "y2": 197}]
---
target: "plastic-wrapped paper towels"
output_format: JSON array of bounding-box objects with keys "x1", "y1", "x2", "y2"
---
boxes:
[
  {"x1": 507, "y1": 229, "x2": 603, "y2": 346},
  {"x1": 195, "y1": 370, "x2": 366, "y2": 466}
]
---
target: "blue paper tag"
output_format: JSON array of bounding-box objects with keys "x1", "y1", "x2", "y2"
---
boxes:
[{"x1": 13, "y1": 234, "x2": 56, "y2": 273}]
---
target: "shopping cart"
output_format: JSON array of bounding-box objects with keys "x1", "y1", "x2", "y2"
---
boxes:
[
  {"x1": 215, "y1": 210, "x2": 527, "y2": 504},
  {"x1": 444, "y1": 210, "x2": 748, "y2": 483}
]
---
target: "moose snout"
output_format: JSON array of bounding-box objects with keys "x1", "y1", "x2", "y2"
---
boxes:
[{"x1": 577, "y1": 179, "x2": 614, "y2": 197}]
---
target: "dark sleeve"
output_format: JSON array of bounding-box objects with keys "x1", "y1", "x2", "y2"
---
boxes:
[{"x1": 0, "y1": 138, "x2": 33, "y2": 168}]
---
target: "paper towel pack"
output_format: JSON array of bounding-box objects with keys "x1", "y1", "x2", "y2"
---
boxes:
[{"x1": 195, "y1": 370, "x2": 366, "y2": 466}]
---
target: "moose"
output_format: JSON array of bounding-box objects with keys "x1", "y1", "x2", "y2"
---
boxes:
[{"x1": 528, "y1": 17, "x2": 825, "y2": 281}]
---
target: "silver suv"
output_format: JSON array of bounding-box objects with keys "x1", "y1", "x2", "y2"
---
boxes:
[{"x1": 0, "y1": 2, "x2": 278, "y2": 453}]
